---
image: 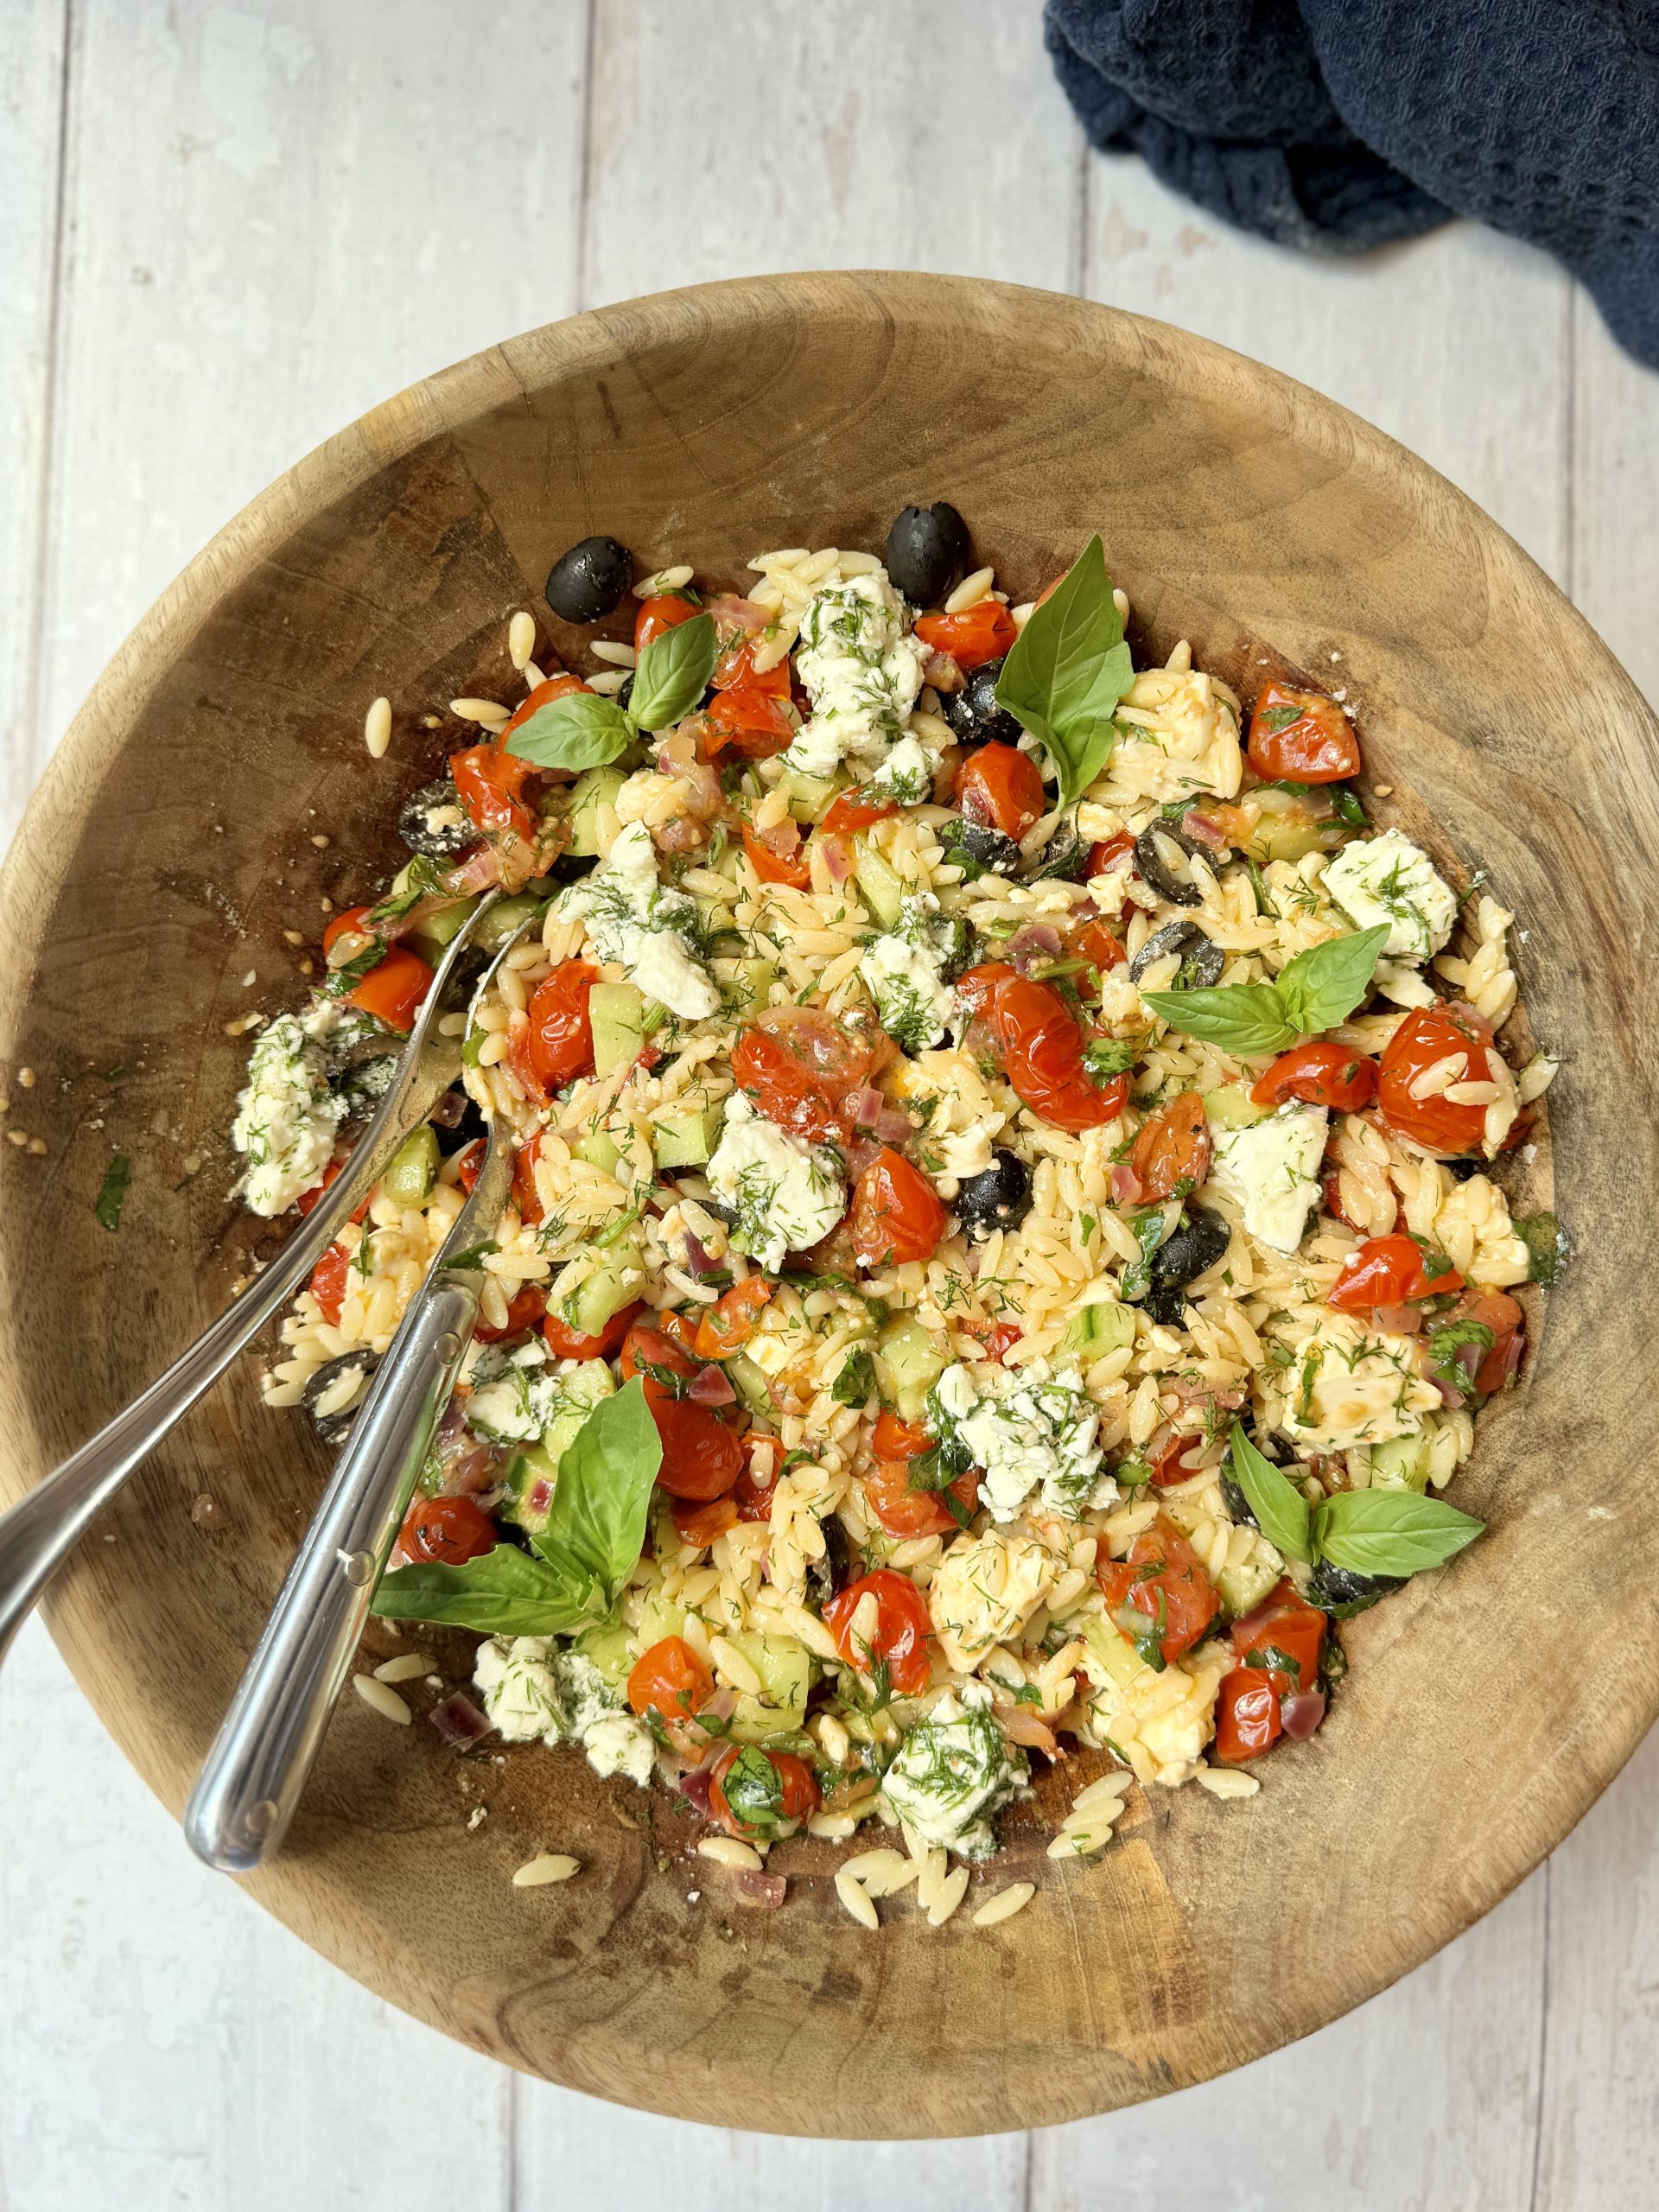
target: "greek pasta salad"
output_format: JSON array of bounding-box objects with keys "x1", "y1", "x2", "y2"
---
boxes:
[{"x1": 236, "y1": 505, "x2": 1564, "y2": 1916}]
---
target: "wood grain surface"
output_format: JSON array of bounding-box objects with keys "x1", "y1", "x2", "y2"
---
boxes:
[{"x1": 1, "y1": 262, "x2": 1656, "y2": 2140}]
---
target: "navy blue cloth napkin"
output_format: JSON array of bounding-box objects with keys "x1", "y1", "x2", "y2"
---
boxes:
[{"x1": 1046, "y1": 0, "x2": 1659, "y2": 368}]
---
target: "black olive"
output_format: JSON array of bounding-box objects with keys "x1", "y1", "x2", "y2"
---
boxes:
[
  {"x1": 397, "y1": 779, "x2": 473, "y2": 859},
  {"x1": 302, "y1": 1350, "x2": 379, "y2": 1449},
  {"x1": 806, "y1": 1516, "x2": 855, "y2": 1607},
  {"x1": 1142, "y1": 1205, "x2": 1232, "y2": 1326},
  {"x1": 1445, "y1": 1154, "x2": 1481, "y2": 1181},
  {"x1": 1128, "y1": 919, "x2": 1225, "y2": 989},
  {"x1": 1134, "y1": 823, "x2": 1205, "y2": 907},
  {"x1": 954, "y1": 1148, "x2": 1033, "y2": 1240},
  {"x1": 885, "y1": 502, "x2": 970, "y2": 607},
  {"x1": 1023, "y1": 817, "x2": 1087, "y2": 884},
  {"x1": 944, "y1": 817, "x2": 1020, "y2": 877},
  {"x1": 941, "y1": 660, "x2": 1023, "y2": 746},
  {"x1": 432, "y1": 1089, "x2": 489, "y2": 1154},
  {"x1": 544, "y1": 535, "x2": 632, "y2": 623},
  {"x1": 1307, "y1": 1558, "x2": 1404, "y2": 1619},
  {"x1": 1219, "y1": 1472, "x2": 1257, "y2": 1529},
  {"x1": 615, "y1": 671, "x2": 633, "y2": 714}
]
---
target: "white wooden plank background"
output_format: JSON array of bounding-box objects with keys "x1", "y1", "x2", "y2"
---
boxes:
[{"x1": 3, "y1": 3, "x2": 1656, "y2": 2204}]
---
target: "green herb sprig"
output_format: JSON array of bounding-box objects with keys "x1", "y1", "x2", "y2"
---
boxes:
[
  {"x1": 1141, "y1": 925, "x2": 1389, "y2": 1056},
  {"x1": 505, "y1": 613, "x2": 721, "y2": 774},
  {"x1": 1225, "y1": 1420, "x2": 1483, "y2": 1583},
  {"x1": 993, "y1": 535, "x2": 1134, "y2": 804}
]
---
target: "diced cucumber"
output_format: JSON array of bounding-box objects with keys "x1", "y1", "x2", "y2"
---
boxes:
[
  {"x1": 853, "y1": 836, "x2": 906, "y2": 930},
  {"x1": 474, "y1": 892, "x2": 545, "y2": 954},
  {"x1": 781, "y1": 767, "x2": 841, "y2": 823},
  {"x1": 589, "y1": 981, "x2": 647, "y2": 1077},
  {"x1": 1203, "y1": 1085, "x2": 1266, "y2": 1131},
  {"x1": 874, "y1": 1316, "x2": 949, "y2": 1423},
  {"x1": 500, "y1": 1440, "x2": 558, "y2": 1540},
  {"x1": 563, "y1": 1255, "x2": 643, "y2": 1342},
  {"x1": 381, "y1": 1125, "x2": 439, "y2": 1206},
  {"x1": 636, "y1": 1592, "x2": 689, "y2": 1651},
  {"x1": 725, "y1": 1631, "x2": 813, "y2": 1742},
  {"x1": 389, "y1": 861, "x2": 475, "y2": 951},
  {"x1": 574, "y1": 1129, "x2": 623, "y2": 1176},
  {"x1": 732, "y1": 956, "x2": 781, "y2": 1014},
  {"x1": 725, "y1": 1351, "x2": 774, "y2": 1418},
  {"x1": 1368, "y1": 1435, "x2": 1432, "y2": 1492},
  {"x1": 1081, "y1": 1613, "x2": 1148, "y2": 1688},
  {"x1": 567, "y1": 766, "x2": 627, "y2": 857},
  {"x1": 1215, "y1": 1552, "x2": 1281, "y2": 1621},
  {"x1": 652, "y1": 1104, "x2": 720, "y2": 1171},
  {"x1": 571, "y1": 1620, "x2": 632, "y2": 1689},
  {"x1": 1058, "y1": 1299, "x2": 1136, "y2": 1358}
]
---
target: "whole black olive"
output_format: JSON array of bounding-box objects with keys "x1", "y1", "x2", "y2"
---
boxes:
[
  {"x1": 1143, "y1": 1205, "x2": 1232, "y2": 1326},
  {"x1": 1128, "y1": 918, "x2": 1225, "y2": 989},
  {"x1": 544, "y1": 534, "x2": 632, "y2": 623},
  {"x1": 941, "y1": 659, "x2": 1023, "y2": 746},
  {"x1": 806, "y1": 1516, "x2": 855, "y2": 1607},
  {"x1": 954, "y1": 1148, "x2": 1033, "y2": 1240},
  {"x1": 397, "y1": 779, "x2": 473, "y2": 859},
  {"x1": 1134, "y1": 823, "x2": 1205, "y2": 908},
  {"x1": 302, "y1": 1350, "x2": 380, "y2": 1449},
  {"x1": 944, "y1": 817, "x2": 1020, "y2": 877},
  {"x1": 885, "y1": 502, "x2": 970, "y2": 607},
  {"x1": 1307, "y1": 1558, "x2": 1404, "y2": 1618}
]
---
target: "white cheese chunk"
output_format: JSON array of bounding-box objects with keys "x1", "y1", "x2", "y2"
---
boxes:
[
  {"x1": 474, "y1": 1636, "x2": 566, "y2": 1747},
  {"x1": 557, "y1": 820, "x2": 721, "y2": 1021},
  {"x1": 785, "y1": 570, "x2": 929, "y2": 781},
  {"x1": 232, "y1": 1012, "x2": 346, "y2": 1217},
  {"x1": 1279, "y1": 1312, "x2": 1441, "y2": 1452},
  {"x1": 879, "y1": 1687, "x2": 1026, "y2": 1859},
  {"x1": 866, "y1": 732, "x2": 932, "y2": 801},
  {"x1": 582, "y1": 1712, "x2": 655, "y2": 1786},
  {"x1": 1324, "y1": 829, "x2": 1457, "y2": 963},
  {"x1": 886, "y1": 1048, "x2": 1007, "y2": 1198},
  {"x1": 1208, "y1": 1103, "x2": 1327, "y2": 1255},
  {"x1": 706, "y1": 1094, "x2": 846, "y2": 1273},
  {"x1": 932, "y1": 1359, "x2": 1112, "y2": 1523}
]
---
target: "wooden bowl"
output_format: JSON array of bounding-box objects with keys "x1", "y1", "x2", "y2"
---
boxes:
[{"x1": 3, "y1": 273, "x2": 1655, "y2": 2138}]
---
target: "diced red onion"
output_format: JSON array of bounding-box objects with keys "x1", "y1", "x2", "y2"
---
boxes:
[
  {"x1": 1111, "y1": 1163, "x2": 1145, "y2": 1205},
  {"x1": 675, "y1": 1767, "x2": 715, "y2": 1815},
  {"x1": 1231, "y1": 1591, "x2": 1287, "y2": 1649},
  {"x1": 874, "y1": 1108, "x2": 917, "y2": 1146},
  {"x1": 1432, "y1": 1374, "x2": 1464, "y2": 1408},
  {"x1": 1279, "y1": 1688, "x2": 1326, "y2": 1740},
  {"x1": 688, "y1": 1363, "x2": 736, "y2": 1408},
  {"x1": 843, "y1": 1135, "x2": 883, "y2": 1179},
  {"x1": 852, "y1": 1085, "x2": 887, "y2": 1129},
  {"x1": 728, "y1": 1868, "x2": 788, "y2": 1909},
  {"x1": 820, "y1": 833, "x2": 853, "y2": 886},
  {"x1": 1181, "y1": 810, "x2": 1228, "y2": 852},
  {"x1": 924, "y1": 650, "x2": 963, "y2": 691},
  {"x1": 1501, "y1": 1327, "x2": 1526, "y2": 1384},
  {"x1": 704, "y1": 593, "x2": 769, "y2": 638},
  {"x1": 444, "y1": 844, "x2": 499, "y2": 895},
  {"x1": 1007, "y1": 923, "x2": 1065, "y2": 974},
  {"x1": 429, "y1": 1090, "x2": 469, "y2": 1128},
  {"x1": 1374, "y1": 1302, "x2": 1422, "y2": 1334},
  {"x1": 428, "y1": 1693, "x2": 492, "y2": 1747},
  {"x1": 682, "y1": 1231, "x2": 721, "y2": 1280}
]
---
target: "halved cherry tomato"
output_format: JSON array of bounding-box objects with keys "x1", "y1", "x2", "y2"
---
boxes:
[
  {"x1": 863, "y1": 1459, "x2": 980, "y2": 1538},
  {"x1": 321, "y1": 906, "x2": 374, "y2": 959},
  {"x1": 711, "y1": 613, "x2": 791, "y2": 696},
  {"x1": 708, "y1": 1745, "x2": 821, "y2": 1839},
  {"x1": 1327, "y1": 1233, "x2": 1465, "y2": 1312},
  {"x1": 346, "y1": 945, "x2": 432, "y2": 1033},
  {"x1": 731, "y1": 1007, "x2": 879, "y2": 1144},
  {"x1": 914, "y1": 603, "x2": 1016, "y2": 671},
  {"x1": 671, "y1": 1496, "x2": 739, "y2": 1549},
  {"x1": 1440, "y1": 1287, "x2": 1525, "y2": 1395},
  {"x1": 1246, "y1": 682, "x2": 1362, "y2": 784},
  {"x1": 512, "y1": 1134, "x2": 544, "y2": 1225},
  {"x1": 308, "y1": 1240, "x2": 353, "y2": 1326},
  {"x1": 704, "y1": 687, "x2": 798, "y2": 760},
  {"x1": 872, "y1": 1409, "x2": 931, "y2": 1460},
  {"x1": 398, "y1": 1493, "x2": 495, "y2": 1566},
  {"x1": 1377, "y1": 1001, "x2": 1497, "y2": 1154},
  {"x1": 823, "y1": 1568, "x2": 933, "y2": 1696},
  {"x1": 1147, "y1": 1427, "x2": 1202, "y2": 1487},
  {"x1": 524, "y1": 960, "x2": 600, "y2": 1091},
  {"x1": 626, "y1": 1635, "x2": 713, "y2": 1755},
  {"x1": 820, "y1": 787, "x2": 902, "y2": 835},
  {"x1": 453, "y1": 1141, "x2": 483, "y2": 1196},
  {"x1": 1096, "y1": 1513, "x2": 1221, "y2": 1664},
  {"x1": 1129, "y1": 1090, "x2": 1211, "y2": 1201},
  {"x1": 499, "y1": 671, "x2": 591, "y2": 743},
  {"x1": 543, "y1": 1295, "x2": 643, "y2": 1362},
  {"x1": 634, "y1": 594, "x2": 701, "y2": 652},
  {"x1": 1252, "y1": 1041, "x2": 1378, "y2": 1112},
  {"x1": 619, "y1": 1323, "x2": 745, "y2": 1500},
  {"x1": 994, "y1": 975, "x2": 1128, "y2": 1131},
  {"x1": 694, "y1": 1277, "x2": 773, "y2": 1360},
  {"x1": 1230, "y1": 1581, "x2": 1325, "y2": 1699},
  {"x1": 1215, "y1": 1666, "x2": 1281, "y2": 1762},
  {"x1": 955, "y1": 961, "x2": 1020, "y2": 1022},
  {"x1": 957, "y1": 743, "x2": 1046, "y2": 839},
  {"x1": 474, "y1": 1282, "x2": 548, "y2": 1344},
  {"x1": 1074, "y1": 918, "x2": 1127, "y2": 979},
  {"x1": 849, "y1": 1147, "x2": 948, "y2": 1268},
  {"x1": 450, "y1": 742, "x2": 539, "y2": 842},
  {"x1": 733, "y1": 1441, "x2": 779, "y2": 1522},
  {"x1": 741, "y1": 823, "x2": 810, "y2": 888},
  {"x1": 1320, "y1": 1162, "x2": 1362, "y2": 1233}
]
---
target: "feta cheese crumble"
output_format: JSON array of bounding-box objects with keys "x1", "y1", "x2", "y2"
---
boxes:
[
  {"x1": 461, "y1": 1345, "x2": 613, "y2": 1451},
  {"x1": 785, "y1": 570, "x2": 928, "y2": 781},
  {"x1": 1278, "y1": 1312, "x2": 1441, "y2": 1452},
  {"x1": 473, "y1": 1639, "x2": 653, "y2": 1785},
  {"x1": 706, "y1": 1093, "x2": 846, "y2": 1273},
  {"x1": 1207, "y1": 1103, "x2": 1327, "y2": 1255},
  {"x1": 865, "y1": 732, "x2": 932, "y2": 802},
  {"x1": 859, "y1": 894, "x2": 962, "y2": 1052},
  {"x1": 886, "y1": 1046, "x2": 1007, "y2": 1197},
  {"x1": 232, "y1": 1012, "x2": 346, "y2": 1216},
  {"x1": 1324, "y1": 829, "x2": 1457, "y2": 963},
  {"x1": 880, "y1": 1687, "x2": 1027, "y2": 1859},
  {"x1": 931, "y1": 1359, "x2": 1112, "y2": 1522},
  {"x1": 557, "y1": 820, "x2": 721, "y2": 1021}
]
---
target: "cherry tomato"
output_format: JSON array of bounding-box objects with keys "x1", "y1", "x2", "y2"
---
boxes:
[
  {"x1": 1096, "y1": 1514, "x2": 1221, "y2": 1664},
  {"x1": 820, "y1": 788, "x2": 903, "y2": 835},
  {"x1": 512, "y1": 1135, "x2": 544, "y2": 1225},
  {"x1": 1230, "y1": 1581, "x2": 1326, "y2": 1699},
  {"x1": 450, "y1": 742, "x2": 539, "y2": 842},
  {"x1": 955, "y1": 961, "x2": 1020, "y2": 1022},
  {"x1": 1440, "y1": 1287, "x2": 1525, "y2": 1395},
  {"x1": 711, "y1": 628, "x2": 791, "y2": 696},
  {"x1": 626, "y1": 1635, "x2": 713, "y2": 1755},
  {"x1": 708, "y1": 1745, "x2": 821, "y2": 1839},
  {"x1": 694, "y1": 1278, "x2": 772, "y2": 1360},
  {"x1": 1074, "y1": 918, "x2": 1127, "y2": 980},
  {"x1": 308, "y1": 1240, "x2": 353, "y2": 1326},
  {"x1": 741, "y1": 823, "x2": 810, "y2": 888},
  {"x1": 1147, "y1": 1427, "x2": 1202, "y2": 1487},
  {"x1": 619, "y1": 1323, "x2": 745, "y2": 1501},
  {"x1": 913, "y1": 603, "x2": 1016, "y2": 671},
  {"x1": 398, "y1": 1493, "x2": 495, "y2": 1566},
  {"x1": 1251, "y1": 1040, "x2": 1378, "y2": 1112},
  {"x1": 731, "y1": 1007, "x2": 879, "y2": 1144},
  {"x1": 1215, "y1": 1666, "x2": 1281, "y2": 1762},
  {"x1": 1320, "y1": 1163, "x2": 1363, "y2": 1233},
  {"x1": 1377, "y1": 1001, "x2": 1497, "y2": 1154},
  {"x1": 524, "y1": 960, "x2": 600, "y2": 1091},
  {"x1": 957, "y1": 743, "x2": 1046, "y2": 839},
  {"x1": 704, "y1": 687, "x2": 798, "y2": 760},
  {"x1": 823, "y1": 1569, "x2": 933, "y2": 1696},
  {"x1": 863, "y1": 1459, "x2": 980, "y2": 1538},
  {"x1": 321, "y1": 905, "x2": 373, "y2": 959},
  {"x1": 543, "y1": 1295, "x2": 643, "y2": 1362},
  {"x1": 995, "y1": 975, "x2": 1128, "y2": 1131},
  {"x1": 1086, "y1": 830, "x2": 1135, "y2": 878},
  {"x1": 296, "y1": 1156, "x2": 372, "y2": 1224},
  {"x1": 872, "y1": 1409, "x2": 931, "y2": 1460},
  {"x1": 733, "y1": 1444, "x2": 779, "y2": 1522},
  {"x1": 634, "y1": 594, "x2": 701, "y2": 652},
  {"x1": 1129, "y1": 1090, "x2": 1211, "y2": 1201},
  {"x1": 499, "y1": 671, "x2": 591, "y2": 743},
  {"x1": 848, "y1": 1147, "x2": 947, "y2": 1268},
  {"x1": 346, "y1": 945, "x2": 432, "y2": 1033},
  {"x1": 676, "y1": 1495, "x2": 739, "y2": 1551},
  {"x1": 1327, "y1": 1233, "x2": 1465, "y2": 1312},
  {"x1": 1246, "y1": 682, "x2": 1363, "y2": 783},
  {"x1": 473, "y1": 1282, "x2": 548, "y2": 1344}
]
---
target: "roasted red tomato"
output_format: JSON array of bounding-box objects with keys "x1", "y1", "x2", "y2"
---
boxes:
[
  {"x1": 709, "y1": 1745, "x2": 821, "y2": 1839},
  {"x1": 523, "y1": 959, "x2": 600, "y2": 1092},
  {"x1": 1327, "y1": 1233, "x2": 1465, "y2": 1312},
  {"x1": 1439, "y1": 1287, "x2": 1525, "y2": 1395},
  {"x1": 704, "y1": 687, "x2": 798, "y2": 760},
  {"x1": 450, "y1": 742, "x2": 539, "y2": 842},
  {"x1": 820, "y1": 787, "x2": 903, "y2": 835},
  {"x1": 322, "y1": 906, "x2": 435, "y2": 1034},
  {"x1": 1215, "y1": 1666, "x2": 1281, "y2": 1763},
  {"x1": 1128, "y1": 1090, "x2": 1211, "y2": 1201},
  {"x1": 693, "y1": 1278, "x2": 772, "y2": 1360},
  {"x1": 733, "y1": 1442, "x2": 779, "y2": 1523},
  {"x1": 731, "y1": 1007, "x2": 880, "y2": 1144},
  {"x1": 1377, "y1": 1001, "x2": 1497, "y2": 1154},
  {"x1": 741, "y1": 822, "x2": 810, "y2": 887},
  {"x1": 499, "y1": 671, "x2": 591, "y2": 743},
  {"x1": 848, "y1": 1147, "x2": 947, "y2": 1268},
  {"x1": 626, "y1": 1635, "x2": 714, "y2": 1754},
  {"x1": 994, "y1": 975, "x2": 1128, "y2": 1131},
  {"x1": 633, "y1": 594, "x2": 701, "y2": 652},
  {"x1": 1074, "y1": 918, "x2": 1127, "y2": 980},
  {"x1": 473, "y1": 1282, "x2": 549, "y2": 1344},
  {"x1": 957, "y1": 742, "x2": 1046, "y2": 839},
  {"x1": 1251, "y1": 1040, "x2": 1378, "y2": 1112},
  {"x1": 913, "y1": 602, "x2": 1016, "y2": 671},
  {"x1": 619, "y1": 1323, "x2": 744, "y2": 1501},
  {"x1": 308, "y1": 1240, "x2": 353, "y2": 1326},
  {"x1": 398, "y1": 1493, "x2": 495, "y2": 1566},
  {"x1": 872, "y1": 1409, "x2": 931, "y2": 1459},
  {"x1": 1230, "y1": 1582, "x2": 1326, "y2": 1699},
  {"x1": 1086, "y1": 830, "x2": 1135, "y2": 878},
  {"x1": 823, "y1": 1569, "x2": 933, "y2": 1696},
  {"x1": 1096, "y1": 1514, "x2": 1220, "y2": 1665},
  {"x1": 863, "y1": 1458, "x2": 980, "y2": 1538},
  {"x1": 543, "y1": 1295, "x2": 643, "y2": 1363},
  {"x1": 1246, "y1": 682, "x2": 1362, "y2": 784},
  {"x1": 709, "y1": 598, "x2": 790, "y2": 695}
]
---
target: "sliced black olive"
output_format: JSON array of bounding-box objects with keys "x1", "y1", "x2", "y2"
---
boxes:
[
  {"x1": 1134, "y1": 823, "x2": 1205, "y2": 907},
  {"x1": 941, "y1": 659, "x2": 1023, "y2": 746},
  {"x1": 885, "y1": 503, "x2": 970, "y2": 607},
  {"x1": 1023, "y1": 817, "x2": 1087, "y2": 885},
  {"x1": 615, "y1": 671, "x2": 634, "y2": 714},
  {"x1": 954, "y1": 1148, "x2": 1033, "y2": 1241},
  {"x1": 1219, "y1": 1472, "x2": 1257, "y2": 1529},
  {"x1": 545, "y1": 535, "x2": 632, "y2": 623},
  {"x1": 806, "y1": 1516, "x2": 854, "y2": 1607},
  {"x1": 302, "y1": 1350, "x2": 379, "y2": 1448},
  {"x1": 1143, "y1": 1205, "x2": 1232, "y2": 1326},
  {"x1": 941, "y1": 817, "x2": 1020, "y2": 878},
  {"x1": 1306, "y1": 1558, "x2": 1404, "y2": 1619},
  {"x1": 1128, "y1": 919, "x2": 1224, "y2": 989},
  {"x1": 397, "y1": 779, "x2": 473, "y2": 859}
]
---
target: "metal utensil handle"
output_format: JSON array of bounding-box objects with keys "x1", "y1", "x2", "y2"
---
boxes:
[{"x1": 183, "y1": 1272, "x2": 480, "y2": 1872}]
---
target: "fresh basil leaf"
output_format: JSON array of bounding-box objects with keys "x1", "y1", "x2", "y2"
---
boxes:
[
  {"x1": 1119, "y1": 1205, "x2": 1170, "y2": 1303},
  {"x1": 1427, "y1": 1317, "x2": 1495, "y2": 1403},
  {"x1": 1227, "y1": 1421, "x2": 1311, "y2": 1562},
  {"x1": 1513, "y1": 1210, "x2": 1567, "y2": 1287},
  {"x1": 537, "y1": 1377, "x2": 661, "y2": 1603},
  {"x1": 629, "y1": 611, "x2": 718, "y2": 732},
  {"x1": 93, "y1": 1154, "x2": 131, "y2": 1232},
  {"x1": 1312, "y1": 1487, "x2": 1484, "y2": 1577},
  {"x1": 1331, "y1": 786, "x2": 1369, "y2": 828},
  {"x1": 1139, "y1": 982, "x2": 1298, "y2": 1057},
  {"x1": 832, "y1": 1346, "x2": 877, "y2": 1408},
  {"x1": 716, "y1": 1743, "x2": 790, "y2": 1837},
  {"x1": 371, "y1": 1541, "x2": 606, "y2": 1637},
  {"x1": 994, "y1": 534, "x2": 1133, "y2": 804},
  {"x1": 505, "y1": 689, "x2": 632, "y2": 772},
  {"x1": 1274, "y1": 925, "x2": 1389, "y2": 1035}
]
